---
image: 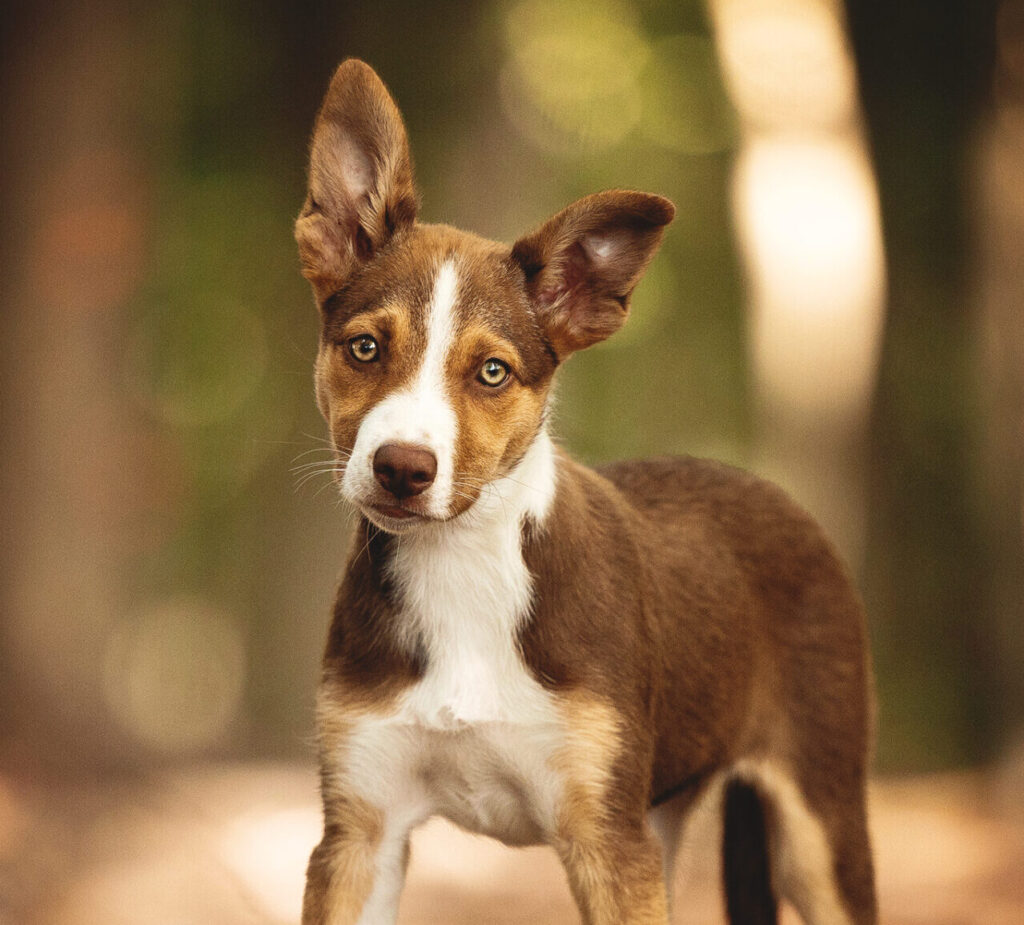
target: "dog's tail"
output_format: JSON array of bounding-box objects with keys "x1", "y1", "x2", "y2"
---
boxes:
[{"x1": 722, "y1": 778, "x2": 778, "y2": 925}]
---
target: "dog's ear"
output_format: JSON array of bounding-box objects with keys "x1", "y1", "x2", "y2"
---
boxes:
[
  {"x1": 296, "y1": 59, "x2": 419, "y2": 303},
  {"x1": 510, "y1": 191, "x2": 674, "y2": 359}
]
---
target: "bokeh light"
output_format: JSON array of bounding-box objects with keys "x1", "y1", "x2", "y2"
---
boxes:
[
  {"x1": 220, "y1": 805, "x2": 322, "y2": 922},
  {"x1": 103, "y1": 596, "x2": 246, "y2": 753},
  {"x1": 714, "y1": 0, "x2": 857, "y2": 132},
  {"x1": 638, "y1": 33, "x2": 737, "y2": 155},
  {"x1": 710, "y1": 0, "x2": 886, "y2": 567},
  {"x1": 734, "y1": 135, "x2": 885, "y2": 420},
  {"x1": 501, "y1": 0, "x2": 649, "y2": 154}
]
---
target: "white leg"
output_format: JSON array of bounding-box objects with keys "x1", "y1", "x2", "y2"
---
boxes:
[{"x1": 355, "y1": 824, "x2": 413, "y2": 925}]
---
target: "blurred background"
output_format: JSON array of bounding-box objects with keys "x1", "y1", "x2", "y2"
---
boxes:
[{"x1": 1, "y1": 0, "x2": 1021, "y2": 922}]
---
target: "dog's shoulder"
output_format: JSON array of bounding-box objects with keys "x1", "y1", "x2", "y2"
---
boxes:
[{"x1": 594, "y1": 454, "x2": 765, "y2": 520}]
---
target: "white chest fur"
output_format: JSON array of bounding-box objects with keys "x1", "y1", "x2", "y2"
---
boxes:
[
  {"x1": 388, "y1": 486, "x2": 552, "y2": 728},
  {"x1": 339, "y1": 432, "x2": 565, "y2": 843}
]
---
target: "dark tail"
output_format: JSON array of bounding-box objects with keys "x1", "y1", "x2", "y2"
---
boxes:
[{"x1": 722, "y1": 779, "x2": 777, "y2": 925}]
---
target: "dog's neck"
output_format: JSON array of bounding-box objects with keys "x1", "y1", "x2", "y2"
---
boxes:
[{"x1": 378, "y1": 428, "x2": 558, "y2": 725}]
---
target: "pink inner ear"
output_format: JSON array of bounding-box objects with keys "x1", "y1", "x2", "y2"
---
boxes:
[
  {"x1": 338, "y1": 135, "x2": 374, "y2": 202},
  {"x1": 537, "y1": 242, "x2": 591, "y2": 308},
  {"x1": 537, "y1": 232, "x2": 627, "y2": 307}
]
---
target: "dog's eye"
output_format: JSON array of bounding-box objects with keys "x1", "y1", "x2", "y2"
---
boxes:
[
  {"x1": 349, "y1": 335, "x2": 379, "y2": 363},
  {"x1": 477, "y1": 358, "x2": 509, "y2": 387}
]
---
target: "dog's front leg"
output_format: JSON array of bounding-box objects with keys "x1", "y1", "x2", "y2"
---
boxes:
[
  {"x1": 303, "y1": 704, "x2": 421, "y2": 925},
  {"x1": 302, "y1": 795, "x2": 411, "y2": 925},
  {"x1": 550, "y1": 699, "x2": 670, "y2": 925},
  {"x1": 555, "y1": 814, "x2": 669, "y2": 925}
]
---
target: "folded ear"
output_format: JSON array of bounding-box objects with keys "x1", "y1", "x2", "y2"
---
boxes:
[
  {"x1": 510, "y1": 191, "x2": 675, "y2": 359},
  {"x1": 296, "y1": 59, "x2": 418, "y2": 303}
]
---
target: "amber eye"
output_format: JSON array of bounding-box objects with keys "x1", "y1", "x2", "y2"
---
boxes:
[
  {"x1": 478, "y1": 358, "x2": 509, "y2": 387},
  {"x1": 348, "y1": 335, "x2": 379, "y2": 362}
]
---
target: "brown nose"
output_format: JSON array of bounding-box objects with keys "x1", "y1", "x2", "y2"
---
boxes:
[{"x1": 372, "y1": 443, "x2": 437, "y2": 499}]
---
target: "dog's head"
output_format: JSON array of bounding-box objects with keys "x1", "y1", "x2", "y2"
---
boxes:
[{"x1": 297, "y1": 60, "x2": 673, "y2": 533}]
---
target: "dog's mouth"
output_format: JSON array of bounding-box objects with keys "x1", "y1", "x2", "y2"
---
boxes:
[
  {"x1": 373, "y1": 503, "x2": 417, "y2": 520},
  {"x1": 360, "y1": 489, "x2": 484, "y2": 533},
  {"x1": 361, "y1": 501, "x2": 437, "y2": 533},
  {"x1": 350, "y1": 474, "x2": 489, "y2": 534}
]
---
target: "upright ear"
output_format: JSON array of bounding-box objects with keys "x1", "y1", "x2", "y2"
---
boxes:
[
  {"x1": 296, "y1": 59, "x2": 419, "y2": 303},
  {"x1": 510, "y1": 191, "x2": 675, "y2": 359}
]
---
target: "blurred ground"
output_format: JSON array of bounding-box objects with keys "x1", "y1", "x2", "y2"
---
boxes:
[{"x1": 2, "y1": 762, "x2": 1022, "y2": 924}]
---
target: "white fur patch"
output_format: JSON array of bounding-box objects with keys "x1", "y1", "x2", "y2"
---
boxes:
[
  {"x1": 582, "y1": 230, "x2": 626, "y2": 263},
  {"x1": 341, "y1": 260, "x2": 460, "y2": 518},
  {"x1": 387, "y1": 429, "x2": 556, "y2": 725},
  {"x1": 354, "y1": 822, "x2": 414, "y2": 925}
]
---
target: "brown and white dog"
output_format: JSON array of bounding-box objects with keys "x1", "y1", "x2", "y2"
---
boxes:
[{"x1": 296, "y1": 59, "x2": 876, "y2": 925}]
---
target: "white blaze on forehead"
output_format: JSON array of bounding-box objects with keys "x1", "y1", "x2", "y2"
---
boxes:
[
  {"x1": 420, "y1": 259, "x2": 459, "y2": 409},
  {"x1": 341, "y1": 259, "x2": 460, "y2": 518}
]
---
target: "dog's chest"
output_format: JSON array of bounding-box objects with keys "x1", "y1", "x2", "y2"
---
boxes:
[
  {"x1": 359, "y1": 715, "x2": 564, "y2": 845},
  {"x1": 344, "y1": 638, "x2": 566, "y2": 845},
  {"x1": 341, "y1": 517, "x2": 567, "y2": 843}
]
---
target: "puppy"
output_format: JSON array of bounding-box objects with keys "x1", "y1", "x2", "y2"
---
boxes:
[{"x1": 295, "y1": 59, "x2": 876, "y2": 925}]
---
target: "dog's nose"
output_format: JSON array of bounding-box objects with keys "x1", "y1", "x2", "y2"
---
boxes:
[{"x1": 373, "y1": 443, "x2": 437, "y2": 499}]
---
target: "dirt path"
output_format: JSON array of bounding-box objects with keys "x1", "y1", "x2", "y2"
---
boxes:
[{"x1": 2, "y1": 763, "x2": 1021, "y2": 924}]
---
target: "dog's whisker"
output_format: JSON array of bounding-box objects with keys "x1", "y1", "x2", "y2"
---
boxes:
[
  {"x1": 291, "y1": 457, "x2": 349, "y2": 474},
  {"x1": 294, "y1": 466, "x2": 343, "y2": 479},
  {"x1": 361, "y1": 521, "x2": 381, "y2": 566},
  {"x1": 290, "y1": 456, "x2": 347, "y2": 473},
  {"x1": 312, "y1": 478, "x2": 343, "y2": 500},
  {"x1": 292, "y1": 462, "x2": 344, "y2": 477},
  {"x1": 293, "y1": 468, "x2": 344, "y2": 491},
  {"x1": 460, "y1": 472, "x2": 544, "y2": 496},
  {"x1": 451, "y1": 478, "x2": 515, "y2": 521},
  {"x1": 300, "y1": 431, "x2": 338, "y2": 447},
  {"x1": 291, "y1": 446, "x2": 339, "y2": 463}
]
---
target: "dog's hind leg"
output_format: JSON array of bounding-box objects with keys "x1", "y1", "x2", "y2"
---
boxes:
[
  {"x1": 731, "y1": 760, "x2": 876, "y2": 925},
  {"x1": 648, "y1": 798, "x2": 685, "y2": 903},
  {"x1": 648, "y1": 781, "x2": 710, "y2": 913}
]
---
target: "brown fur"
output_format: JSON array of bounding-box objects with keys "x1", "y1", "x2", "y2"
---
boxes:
[
  {"x1": 520, "y1": 452, "x2": 876, "y2": 922},
  {"x1": 552, "y1": 695, "x2": 669, "y2": 925},
  {"x1": 318, "y1": 523, "x2": 423, "y2": 703},
  {"x1": 297, "y1": 59, "x2": 418, "y2": 302},
  {"x1": 295, "y1": 59, "x2": 876, "y2": 925},
  {"x1": 511, "y1": 190, "x2": 675, "y2": 358},
  {"x1": 302, "y1": 794, "x2": 384, "y2": 925}
]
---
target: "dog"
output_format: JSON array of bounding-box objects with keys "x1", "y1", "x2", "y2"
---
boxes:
[{"x1": 295, "y1": 59, "x2": 876, "y2": 925}]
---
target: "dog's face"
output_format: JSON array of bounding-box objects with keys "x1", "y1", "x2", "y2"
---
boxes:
[
  {"x1": 297, "y1": 60, "x2": 673, "y2": 532},
  {"x1": 314, "y1": 228, "x2": 559, "y2": 531}
]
